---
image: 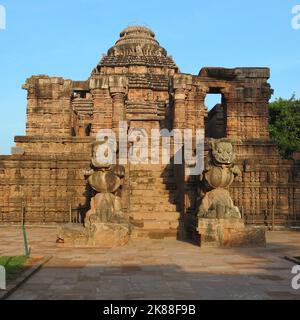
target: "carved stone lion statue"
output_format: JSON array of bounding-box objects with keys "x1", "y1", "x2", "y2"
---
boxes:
[
  {"x1": 56, "y1": 139, "x2": 130, "y2": 247},
  {"x1": 84, "y1": 140, "x2": 126, "y2": 227},
  {"x1": 198, "y1": 139, "x2": 241, "y2": 219}
]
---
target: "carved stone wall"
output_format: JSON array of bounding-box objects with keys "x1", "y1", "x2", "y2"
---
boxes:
[
  {"x1": 22, "y1": 76, "x2": 73, "y2": 137},
  {"x1": 230, "y1": 142, "x2": 300, "y2": 225},
  {"x1": 0, "y1": 154, "x2": 89, "y2": 223}
]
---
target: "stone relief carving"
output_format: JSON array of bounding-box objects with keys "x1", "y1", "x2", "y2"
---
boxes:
[{"x1": 135, "y1": 45, "x2": 143, "y2": 56}]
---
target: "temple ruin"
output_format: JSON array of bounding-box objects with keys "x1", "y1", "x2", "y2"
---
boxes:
[{"x1": 0, "y1": 26, "x2": 299, "y2": 240}]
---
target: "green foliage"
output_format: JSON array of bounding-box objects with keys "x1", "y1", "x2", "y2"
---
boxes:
[
  {"x1": 0, "y1": 256, "x2": 28, "y2": 280},
  {"x1": 269, "y1": 95, "x2": 300, "y2": 159}
]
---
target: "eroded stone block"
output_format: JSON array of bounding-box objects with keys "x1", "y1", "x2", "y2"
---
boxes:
[{"x1": 197, "y1": 218, "x2": 266, "y2": 247}]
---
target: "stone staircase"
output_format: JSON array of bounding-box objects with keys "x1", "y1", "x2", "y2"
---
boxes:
[{"x1": 129, "y1": 164, "x2": 181, "y2": 239}]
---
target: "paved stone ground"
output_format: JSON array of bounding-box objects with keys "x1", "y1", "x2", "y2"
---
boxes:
[{"x1": 0, "y1": 226, "x2": 300, "y2": 300}]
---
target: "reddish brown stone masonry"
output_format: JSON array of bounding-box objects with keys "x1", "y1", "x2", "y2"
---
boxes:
[{"x1": 0, "y1": 26, "x2": 299, "y2": 237}]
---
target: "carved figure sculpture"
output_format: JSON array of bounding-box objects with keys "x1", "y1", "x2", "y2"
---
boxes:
[
  {"x1": 84, "y1": 139, "x2": 126, "y2": 227},
  {"x1": 198, "y1": 139, "x2": 241, "y2": 219},
  {"x1": 56, "y1": 138, "x2": 130, "y2": 247}
]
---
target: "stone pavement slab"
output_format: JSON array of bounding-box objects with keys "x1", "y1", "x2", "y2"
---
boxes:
[{"x1": 0, "y1": 226, "x2": 300, "y2": 300}]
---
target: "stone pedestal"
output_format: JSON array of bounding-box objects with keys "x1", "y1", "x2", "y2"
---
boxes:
[
  {"x1": 57, "y1": 222, "x2": 130, "y2": 248},
  {"x1": 197, "y1": 218, "x2": 266, "y2": 247}
]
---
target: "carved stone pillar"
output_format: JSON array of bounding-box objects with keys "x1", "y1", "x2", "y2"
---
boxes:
[
  {"x1": 172, "y1": 74, "x2": 192, "y2": 130},
  {"x1": 194, "y1": 86, "x2": 209, "y2": 130},
  {"x1": 110, "y1": 90, "x2": 126, "y2": 132},
  {"x1": 221, "y1": 81, "x2": 273, "y2": 140},
  {"x1": 109, "y1": 76, "x2": 128, "y2": 137},
  {"x1": 90, "y1": 88, "x2": 111, "y2": 135},
  {"x1": 173, "y1": 88, "x2": 188, "y2": 129}
]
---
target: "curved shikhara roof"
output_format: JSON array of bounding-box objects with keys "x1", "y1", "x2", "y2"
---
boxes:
[{"x1": 92, "y1": 26, "x2": 178, "y2": 73}]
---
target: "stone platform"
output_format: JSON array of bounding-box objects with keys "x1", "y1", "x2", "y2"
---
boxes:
[
  {"x1": 57, "y1": 222, "x2": 130, "y2": 248},
  {"x1": 197, "y1": 218, "x2": 266, "y2": 247}
]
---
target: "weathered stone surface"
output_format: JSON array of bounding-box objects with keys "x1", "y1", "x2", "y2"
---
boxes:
[
  {"x1": 56, "y1": 138, "x2": 131, "y2": 246},
  {"x1": 57, "y1": 223, "x2": 89, "y2": 246},
  {"x1": 3, "y1": 226, "x2": 300, "y2": 300},
  {"x1": 87, "y1": 222, "x2": 130, "y2": 247},
  {"x1": 11, "y1": 147, "x2": 25, "y2": 155},
  {"x1": 198, "y1": 139, "x2": 241, "y2": 219},
  {"x1": 198, "y1": 218, "x2": 266, "y2": 247},
  {"x1": 57, "y1": 222, "x2": 130, "y2": 247},
  {"x1": 83, "y1": 140, "x2": 127, "y2": 226},
  {"x1": 196, "y1": 140, "x2": 266, "y2": 247}
]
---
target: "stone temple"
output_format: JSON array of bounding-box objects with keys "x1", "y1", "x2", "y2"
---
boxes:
[{"x1": 0, "y1": 26, "x2": 299, "y2": 242}]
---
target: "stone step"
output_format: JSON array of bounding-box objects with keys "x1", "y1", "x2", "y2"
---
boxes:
[
  {"x1": 130, "y1": 188, "x2": 177, "y2": 196},
  {"x1": 129, "y1": 164, "x2": 174, "y2": 172},
  {"x1": 130, "y1": 204, "x2": 177, "y2": 212},
  {"x1": 130, "y1": 176, "x2": 175, "y2": 184},
  {"x1": 129, "y1": 211, "x2": 180, "y2": 220},
  {"x1": 130, "y1": 198, "x2": 177, "y2": 205},
  {"x1": 130, "y1": 189, "x2": 176, "y2": 197},
  {"x1": 130, "y1": 202, "x2": 178, "y2": 209},
  {"x1": 129, "y1": 170, "x2": 174, "y2": 178},
  {"x1": 130, "y1": 198, "x2": 177, "y2": 206},
  {"x1": 131, "y1": 228, "x2": 178, "y2": 239},
  {"x1": 130, "y1": 218, "x2": 179, "y2": 230},
  {"x1": 129, "y1": 183, "x2": 176, "y2": 191}
]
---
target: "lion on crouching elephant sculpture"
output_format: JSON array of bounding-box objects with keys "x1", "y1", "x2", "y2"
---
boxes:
[
  {"x1": 83, "y1": 139, "x2": 127, "y2": 228},
  {"x1": 198, "y1": 139, "x2": 241, "y2": 219}
]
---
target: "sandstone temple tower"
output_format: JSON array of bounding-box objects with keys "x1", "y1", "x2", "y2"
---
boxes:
[{"x1": 0, "y1": 26, "x2": 299, "y2": 239}]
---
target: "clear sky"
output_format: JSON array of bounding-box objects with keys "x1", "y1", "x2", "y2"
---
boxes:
[{"x1": 0, "y1": 0, "x2": 299, "y2": 154}]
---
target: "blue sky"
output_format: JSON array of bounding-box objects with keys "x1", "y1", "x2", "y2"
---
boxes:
[{"x1": 0, "y1": 0, "x2": 299, "y2": 154}]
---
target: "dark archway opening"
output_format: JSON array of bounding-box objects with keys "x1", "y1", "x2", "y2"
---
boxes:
[{"x1": 204, "y1": 89, "x2": 227, "y2": 139}]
